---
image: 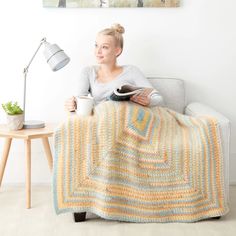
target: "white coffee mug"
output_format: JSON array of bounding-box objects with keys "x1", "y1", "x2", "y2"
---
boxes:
[{"x1": 76, "y1": 96, "x2": 94, "y2": 116}]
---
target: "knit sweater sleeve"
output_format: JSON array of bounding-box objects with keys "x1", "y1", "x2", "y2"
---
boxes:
[
  {"x1": 128, "y1": 66, "x2": 165, "y2": 107},
  {"x1": 77, "y1": 67, "x2": 91, "y2": 97}
]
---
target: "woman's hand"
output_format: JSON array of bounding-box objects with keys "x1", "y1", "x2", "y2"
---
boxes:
[
  {"x1": 130, "y1": 88, "x2": 153, "y2": 106},
  {"x1": 64, "y1": 96, "x2": 77, "y2": 112}
]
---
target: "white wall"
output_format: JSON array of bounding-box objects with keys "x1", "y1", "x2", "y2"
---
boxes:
[{"x1": 0, "y1": 0, "x2": 236, "y2": 184}]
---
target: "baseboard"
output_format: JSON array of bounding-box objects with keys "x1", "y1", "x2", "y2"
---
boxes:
[
  {"x1": 1, "y1": 183, "x2": 51, "y2": 187},
  {"x1": 3, "y1": 182, "x2": 236, "y2": 187}
]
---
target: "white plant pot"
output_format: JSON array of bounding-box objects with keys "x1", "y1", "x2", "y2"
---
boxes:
[{"x1": 7, "y1": 114, "x2": 24, "y2": 130}]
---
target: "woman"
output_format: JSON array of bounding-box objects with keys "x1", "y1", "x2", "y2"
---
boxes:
[{"x1": 65, "y1": 23, "x2": 164, "y2": 112}]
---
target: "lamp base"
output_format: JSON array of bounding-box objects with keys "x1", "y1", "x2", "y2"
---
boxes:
[{"x1": 23, "y1": 120, "x2": 45, "y2": 129}]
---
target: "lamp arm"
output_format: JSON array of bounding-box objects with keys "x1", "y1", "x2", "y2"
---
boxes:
[
  {"x1": 23, "y1": 38, "x2": 47, "y2": 74},
  {"x1": 23, "y1": 37, "x2": 47, "y2": 122}
]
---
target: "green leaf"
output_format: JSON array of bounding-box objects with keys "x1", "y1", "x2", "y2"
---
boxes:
[{"x1": 1, "y1": 101, "x2": 23, "y2": 115}]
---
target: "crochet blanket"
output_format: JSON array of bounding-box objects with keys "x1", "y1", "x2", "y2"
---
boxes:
[{"x1": 53, "y1": 101, "x2": 229, "y2": 222}]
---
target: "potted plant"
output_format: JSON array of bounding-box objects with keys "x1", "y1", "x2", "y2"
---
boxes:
[{"x1": 2, "y1": 101, "x2": 24, "y2": 130}]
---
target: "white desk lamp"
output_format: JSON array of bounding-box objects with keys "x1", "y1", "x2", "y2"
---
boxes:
[{"x1": 23, "y1": 38, "x2": 70, "y2": 129}]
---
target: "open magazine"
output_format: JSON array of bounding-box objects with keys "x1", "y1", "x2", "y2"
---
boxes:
[{"x1": 110, "y1": 84, "x2": 146, "y2": 101}]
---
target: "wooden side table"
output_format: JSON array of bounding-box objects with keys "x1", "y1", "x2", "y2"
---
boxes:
[{"x1": 0, "y1": 123, "x2": 55, "y2": 208}]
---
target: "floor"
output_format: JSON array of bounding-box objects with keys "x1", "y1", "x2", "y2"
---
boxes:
[{"x1": 0, "y1": 185, "x2": 236, "y2": 236}]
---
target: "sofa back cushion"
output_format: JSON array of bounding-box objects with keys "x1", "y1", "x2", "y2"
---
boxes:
[{"x1": 148, "y1": 77, "x2": 185, "y2": 114}]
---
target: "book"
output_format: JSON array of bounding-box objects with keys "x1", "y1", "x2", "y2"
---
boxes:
[{"x1": 110, "y1": 84, "x2": 146, "y2": 101}]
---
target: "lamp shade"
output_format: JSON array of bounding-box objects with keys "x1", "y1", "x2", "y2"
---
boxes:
[{"x1": 43, "y1": 42, "x2": 70, "y2": 71}]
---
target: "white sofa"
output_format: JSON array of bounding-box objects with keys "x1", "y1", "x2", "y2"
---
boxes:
[
  {"x1": 74, "y1": 77, "x2": 230, "y2": 222},
  {"x1": 149, "y1": 77, "x2": 230, "y2": 203}
]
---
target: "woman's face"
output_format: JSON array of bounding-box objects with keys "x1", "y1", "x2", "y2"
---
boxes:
[{"x1": 94, "y1": 34, "x2": 122, "y2": 64}]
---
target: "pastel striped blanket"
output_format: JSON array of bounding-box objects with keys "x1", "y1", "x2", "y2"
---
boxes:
[{"x1": 53, "y1": 101, "x2": 229, "y2": 222}]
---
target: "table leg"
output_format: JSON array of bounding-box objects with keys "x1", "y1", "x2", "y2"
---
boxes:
[
  {"x1": 42, "y1": 137, "x2": 53, "y2": 172},
  {"x1": 0, "y1": 138, "x2": 12, "y2": 188},
  {"x1": 25, "y1": 139, "x2": 31, "y2": 209}
]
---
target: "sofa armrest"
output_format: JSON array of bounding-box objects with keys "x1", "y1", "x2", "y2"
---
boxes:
[
  {"x1": 185, "y1": 102, "x2": 230, "y2": 124},
  {"x1": 185, "y1": 102, "x2": 230, "y2": 202}
]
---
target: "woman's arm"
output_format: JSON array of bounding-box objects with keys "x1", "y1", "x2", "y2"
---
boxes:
[
  {"x1": 77, "y1": 67, "x2": 91, "y2": 96},
  {"x1": 128, "y1": 66, "x2": 164, "y2": 107}
]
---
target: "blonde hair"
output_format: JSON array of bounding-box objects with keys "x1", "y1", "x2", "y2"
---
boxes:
[{"x1": 98, "y1": 23, "x2": 125, "y2": 50}]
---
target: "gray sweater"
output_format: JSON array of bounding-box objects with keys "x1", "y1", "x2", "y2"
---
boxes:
[{"x1": 77, "y1": 65, "x2": 164, "y2": 107}]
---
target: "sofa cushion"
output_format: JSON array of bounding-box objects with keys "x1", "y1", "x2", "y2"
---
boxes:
[{"x1": 148, "y1": 77, "x2": 186, "y2": 113}]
